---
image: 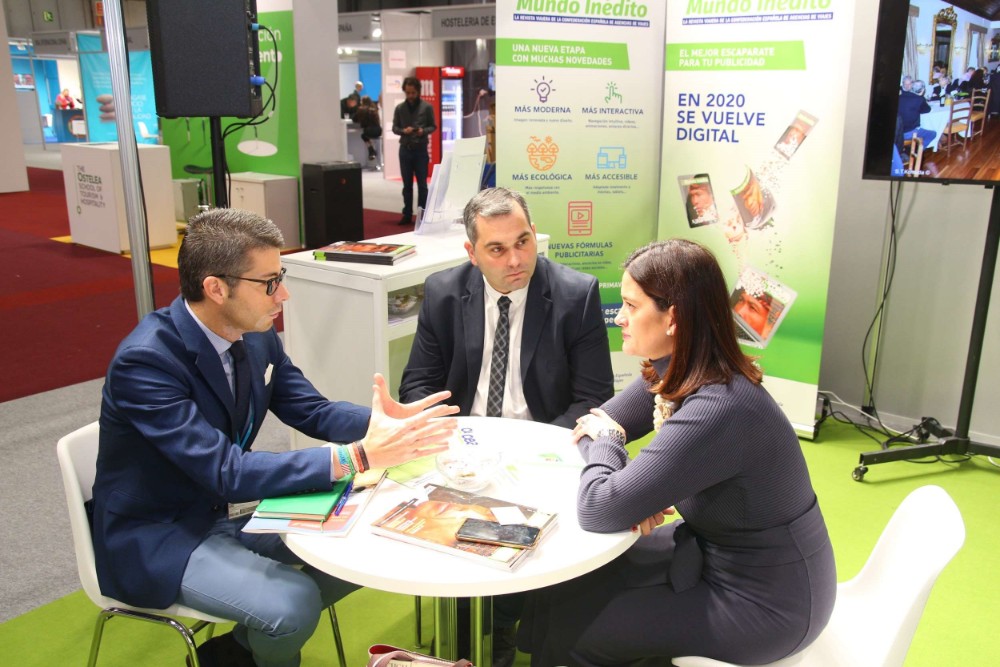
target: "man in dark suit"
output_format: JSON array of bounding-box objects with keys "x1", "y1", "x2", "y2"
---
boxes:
[
  {"x1": 399, "y1": 187, "x2": 613, "y2": 428},
  {"x1": 93, "y1": 209, "x2": 457, "y2": 667},
  {"x1": 399, "y1": 187, "x2": 614, "y2": 665}
]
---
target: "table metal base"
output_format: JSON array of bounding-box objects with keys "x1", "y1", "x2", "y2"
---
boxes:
[{"x1": 432, "y1": 596, "x2": 494, "y2": 667}]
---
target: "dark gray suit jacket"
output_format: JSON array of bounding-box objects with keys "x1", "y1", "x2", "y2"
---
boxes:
[{"x1": 399, "y1": 257, "x2": 614, "y2": 428}]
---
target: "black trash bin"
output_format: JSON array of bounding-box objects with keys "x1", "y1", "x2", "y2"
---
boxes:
[{"x1": 302, "y1": 161, "x2": 364, "y2": 247}]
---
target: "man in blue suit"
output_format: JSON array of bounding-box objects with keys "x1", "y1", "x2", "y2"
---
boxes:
[
  {"x1": 93, "y1": 209, "x2": 458, "y2": 667},
  {"x1": 399, "y1": 187, "x2": 614, "y2": 665}
]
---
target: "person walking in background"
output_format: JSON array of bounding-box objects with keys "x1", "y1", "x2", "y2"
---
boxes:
[{"x1": 392, "y1": 76, "x2": 436, "y2": 226}]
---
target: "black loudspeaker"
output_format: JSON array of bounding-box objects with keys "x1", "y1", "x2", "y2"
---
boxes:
[
  {"x1": 302, "y1": 162, "x2": 365, "y2": 248},
  {"x1": 146, "y1": 0, "x2": 263, "y2": 118}
]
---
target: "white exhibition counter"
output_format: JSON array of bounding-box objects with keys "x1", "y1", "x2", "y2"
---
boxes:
[{"x1": 60, "y1": 142, "x2": 177, "y2": 254}]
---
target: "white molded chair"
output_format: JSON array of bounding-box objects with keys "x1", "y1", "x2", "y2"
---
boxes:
[
  {"x1": 58, "y1": 421, "x2": 347, "y2": 667},
  {"x1": 672, "y1": 485, "x2": 965, "y2": 667},
  {"x1": 136, "y1": 120, "x2": 159, "y2": 142}
]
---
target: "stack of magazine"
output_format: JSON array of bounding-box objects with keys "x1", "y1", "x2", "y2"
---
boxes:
[
  {"x1": 242, "y1": 469, "x2": 387, "y2": 537},
  {"x1": 370, "y1": 483, "x2": 557, "y2": 570},
  {"x1": 312, "y1": 241, "x2": 416, "y2": 265}
]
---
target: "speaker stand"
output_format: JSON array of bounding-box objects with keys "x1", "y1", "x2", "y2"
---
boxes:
[
  {"x1": 210, "y1": 117, "x2": 228, "y2": 207},
  {"x1": 852, "y1": 186, "x2": 1000, "y2": 481}
]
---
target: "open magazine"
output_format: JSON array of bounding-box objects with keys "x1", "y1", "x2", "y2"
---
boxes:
[
  {"x1": 730, "y1": 266, "x2": 797, "y2": 349},
  {"x1": 370, "y1": 483, "x2": 557, "y2": 571}
]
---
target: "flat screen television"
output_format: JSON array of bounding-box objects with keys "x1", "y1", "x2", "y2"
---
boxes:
[{"x1": 862, "y1": 0, "x2": 1000, "y2": 185}]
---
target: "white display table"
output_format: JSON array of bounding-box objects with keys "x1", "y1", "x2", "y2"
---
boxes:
[
  {"x1": 281, "y1": 230, "x2": 549, "y2": 450},
  {"x1": 284, "y1": 417, "x2": 638, "y2": 666},
  {"x1": 60, "y1": 142, "x2": 176, "y2": 253}
]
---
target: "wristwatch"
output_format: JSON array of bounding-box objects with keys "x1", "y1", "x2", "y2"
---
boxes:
[{"x1": 595, "y1": 428, "x2": 626, "y2": 447}]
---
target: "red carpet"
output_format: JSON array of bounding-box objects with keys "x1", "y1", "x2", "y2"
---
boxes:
[
  {"x1": 0, "y1": 168, "x2": 413, "y2": 402},
  {"x1": 363, "y1": 207, "x2": 414, "y2": 238},
  {"x1": 0, "y1": 170, "x2": 181, "y2": 402}
]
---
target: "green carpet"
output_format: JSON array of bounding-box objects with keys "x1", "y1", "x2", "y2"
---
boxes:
[{"x1": 3, "y1": 419, "x2": 996, "y2": 666}]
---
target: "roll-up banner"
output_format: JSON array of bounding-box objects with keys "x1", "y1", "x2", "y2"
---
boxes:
[
  {"x1": 659, "y1": 2, "x2": 855, "y2": 436},
  {"x1": 77, "y1": 32, "x2": 158, "y2": 145},
  {"x1": 496, "y1": 0, "x2": 668, "y2": 391}
]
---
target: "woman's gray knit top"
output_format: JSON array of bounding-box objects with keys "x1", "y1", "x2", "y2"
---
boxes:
[{"x1": 577, "y1": 358, "x2": 817, "y2": 536}]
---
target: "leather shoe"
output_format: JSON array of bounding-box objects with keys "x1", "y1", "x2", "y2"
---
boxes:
[
  {"x1": 185, "y1": 632, "x2": 256, "y2": 667},
  {"x1": 493, "y1": 624, "x2": 518, "y2": 667},
  {"x1": 398, "y1": 215, "x2": 413, "y2": 226}
]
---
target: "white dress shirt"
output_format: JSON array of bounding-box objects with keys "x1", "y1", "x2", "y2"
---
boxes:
[
  {"x1": 470, "y1": 279, "x2": 533, "y2": 421},
  {"x1": 185, "y1": 299, "x2": 241, "y2": 397}
]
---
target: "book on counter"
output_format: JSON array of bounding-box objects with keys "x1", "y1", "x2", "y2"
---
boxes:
[
  {"x1": 313, "y1": 241, "x2": 416, "y2": 265},
  {"x1": 244, "y1": 469, "x2": 388, "y2": 537},
  {"x1": 370, "y1": 483, "x2": 557, "y2": 571}
]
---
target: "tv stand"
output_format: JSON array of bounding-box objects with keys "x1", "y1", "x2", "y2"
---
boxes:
[{"x1": 853, "y1": 185, "x2": 1000, "y2": 481}]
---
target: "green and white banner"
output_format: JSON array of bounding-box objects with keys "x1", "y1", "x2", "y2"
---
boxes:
[
  {"x1": 658, "y1": 2, "x2": 855, "y2": 435},
  {"x1": 496, "y1": 0, "x2": 667, "y2": 391}
]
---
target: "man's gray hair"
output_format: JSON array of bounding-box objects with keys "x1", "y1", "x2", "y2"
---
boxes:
[
  {"x1": 462, "y1": 187, "x2": 532, "y2": 244},
  {"x1": 178, "y1": 208, "x2": 284, "y2": 302},
  {"x1": 912, "y1": 79, "x2": 927, "y2": 95}
]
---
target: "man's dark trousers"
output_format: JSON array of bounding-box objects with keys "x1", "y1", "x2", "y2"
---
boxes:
[{"x1": 399, "y1": 145, "x2": 429, "y2": 219}]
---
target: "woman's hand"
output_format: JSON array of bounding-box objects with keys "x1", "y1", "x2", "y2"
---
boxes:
[
  {"x1": 633, "y1": 507, "x2": 676, "y2": 536},
  {"x1": 361, "y1": 374, "x2": 459, "y2": 469},
  {"x1": 572, "y1": 408, "x2": 625, "y2": 445}
]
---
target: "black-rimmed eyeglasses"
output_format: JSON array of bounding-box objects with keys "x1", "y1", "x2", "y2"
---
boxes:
[{"x1": 215, "y1": 267, "x2": 287, "y2": 296}]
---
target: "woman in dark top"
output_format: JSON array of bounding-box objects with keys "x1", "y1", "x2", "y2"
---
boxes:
[
  {"x1": 355, "y1": 96, "x2": 382, "y2": 162},
  {"x1": 517, "y1": 239, "x2": 836, "y2": 666}
]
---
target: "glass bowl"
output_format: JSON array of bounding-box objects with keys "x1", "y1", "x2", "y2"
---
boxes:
[{"x1": 435, "y1": 448, "x2": 502, "y2": 492}]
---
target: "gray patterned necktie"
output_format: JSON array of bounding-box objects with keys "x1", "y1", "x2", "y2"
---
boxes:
[{"x1": 486, "y1": 296, "x2": 511, "y2": 418}]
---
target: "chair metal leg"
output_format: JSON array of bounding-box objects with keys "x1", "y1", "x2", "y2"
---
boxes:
[
  {"x1": 86, "y1": 609, "x2": 112, "y2": 667},
  {"x1": 87, "y1": 607, "x2": 213, "y2": 667},
  {"x1": 328, "y1": 605, "x2": 347, "y2": 667},
  {"x1": 415, "y1": 595, "x2": 423, "y2": 646}
]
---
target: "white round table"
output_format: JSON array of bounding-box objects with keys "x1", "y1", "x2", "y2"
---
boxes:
[{"x1": 285, "y1": 417, "x2": 638, "y2": 666}]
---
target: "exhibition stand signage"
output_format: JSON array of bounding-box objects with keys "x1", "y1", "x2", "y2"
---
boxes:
[
  {"x1": 657, "y1": 2, "x2": 857, "y2": 435},
  {"x1": 495, "y1": 0, "x2": 668, "y2": 390},
  {"x1": 76, "y1": 31, "x2": 158, "y2": 145}
]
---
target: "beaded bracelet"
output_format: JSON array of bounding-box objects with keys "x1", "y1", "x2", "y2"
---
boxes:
[
  {"x1": 356, "y1": 442, "x2": 371, "y2": 472},
  {"x1": 348, "y1": 442, "x2": 365, "y2": 474},
  {"x1": 336, "y1": 444, "x2": 356, "y2": 476}
]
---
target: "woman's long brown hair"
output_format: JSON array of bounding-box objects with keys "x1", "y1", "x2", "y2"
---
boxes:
[{"x1": 623, "y1": 239, "x2": 762, "y2": 402}]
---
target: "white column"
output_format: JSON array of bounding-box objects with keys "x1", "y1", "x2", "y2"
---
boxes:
[
  {"x1": 0, "y1": 6, "x2": 30, "y2": 193},
  {"x1": 293, "y1": 0, "x2": 346, "y2": 164}
]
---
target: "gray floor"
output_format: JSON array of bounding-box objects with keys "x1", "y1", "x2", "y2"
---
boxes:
[
  {"x1": 1, "y1": 145, "x2": 407, "y2": 623},
  {"x1": 0, "y1": 377, "x2": 295, "y2": 624}
]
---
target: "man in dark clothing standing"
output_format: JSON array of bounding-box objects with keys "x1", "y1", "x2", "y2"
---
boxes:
[{"x1": 392, "y1": 76, "x2": 436, "y2": 226}]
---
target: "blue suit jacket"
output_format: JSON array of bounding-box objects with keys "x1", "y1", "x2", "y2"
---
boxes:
[
  {"x1": 93, "y1": 297, "x2": 370, "y2": 608},
  {"x1": 398, "y1": 257, "x2": 614, "y2": 428}
]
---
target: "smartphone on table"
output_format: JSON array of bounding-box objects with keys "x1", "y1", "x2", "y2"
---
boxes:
[{"x1": 456, "y1": 518, "x2": 541, "y2": 549}]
